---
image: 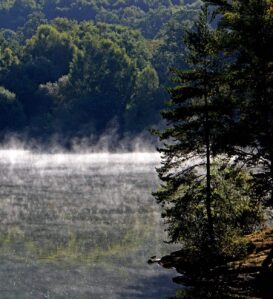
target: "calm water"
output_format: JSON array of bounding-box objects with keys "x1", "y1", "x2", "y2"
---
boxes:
[{"x1": 0, "y1": 150, "x2": 178, "y2": 299}]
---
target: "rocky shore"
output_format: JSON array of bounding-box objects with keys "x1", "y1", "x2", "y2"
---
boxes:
[{"x1": 149, "y1": 228, "x2": 273, "y2": 298}]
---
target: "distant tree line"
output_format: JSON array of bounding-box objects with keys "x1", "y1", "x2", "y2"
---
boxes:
[
  {"x1": 0, "y1": 1, "x2": 202, "y2": 143},
  {"x1": 0, "y1": 0, "x2": 201, "y2": 38}
]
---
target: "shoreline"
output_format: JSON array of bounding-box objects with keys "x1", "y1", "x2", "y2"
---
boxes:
[{"x1": 149, "y1": 228, "x2": 273, "y2": 298}]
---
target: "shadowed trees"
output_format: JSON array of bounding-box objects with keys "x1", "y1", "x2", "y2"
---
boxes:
[
  {"x1": 153, "y1": 7, "x2": 263, "y2": 260},
  {"x1": 153, "y1": 0, "x2": 273, "y2": 281}
]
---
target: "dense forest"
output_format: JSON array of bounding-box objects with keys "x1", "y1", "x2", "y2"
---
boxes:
[
  {"x1": 0, "y1": 0, "x2": 201, "y2": 144},
  {"x1": 0, "y1": 0, "x2": 201, "y2": 38}
]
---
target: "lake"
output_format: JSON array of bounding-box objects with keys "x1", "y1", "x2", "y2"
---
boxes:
[{"x1": 0, "y1": 150, "x2": 179, "y2": 299}]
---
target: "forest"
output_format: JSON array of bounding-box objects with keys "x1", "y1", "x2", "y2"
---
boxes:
[{"x1": 0, "y1": 0, "x2": 201, "y2": 144}]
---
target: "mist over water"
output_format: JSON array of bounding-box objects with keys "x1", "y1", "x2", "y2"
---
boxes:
[
  {"x1": 0, "y1": 131, "x2": 159, "y2": 154},
  {"x1": 0, "y1": 149, "x2": 178, "y2": 299}
]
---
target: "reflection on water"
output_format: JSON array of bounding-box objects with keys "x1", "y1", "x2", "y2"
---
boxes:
[{"x1": 0, "y1": 151, "x2": 178, "y2": 299}]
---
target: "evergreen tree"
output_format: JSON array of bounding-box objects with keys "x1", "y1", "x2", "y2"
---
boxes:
[
  {"x1": 154, "y1": 6, "x2": 263, "y2": 259},
  {"x1": 222, "y1": 0, "x2": 273, "y2": 275},
  {"x1": 202, "y1": 0, "x2": 273, "y2": 273},
  {"x1": 204, "y1": 0, "x2": 273, "y2": 206},
  {"x1": 154, "y1": 7, "x2": 222, "y2": 254},
  {"x1": 228, "y1": 0, "x2": 273, "y2": 206}
]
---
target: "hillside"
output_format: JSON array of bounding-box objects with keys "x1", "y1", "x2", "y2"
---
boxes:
[
  {"x1": 0, "y1": 1, "x2": 200, "y2": 144},
  {"x1": 0, "y1": 0, "x2": 201, "y2": 38}
]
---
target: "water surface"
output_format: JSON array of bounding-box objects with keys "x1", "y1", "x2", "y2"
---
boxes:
[{"x1": 0, "y1": 150, "x2": 178, "y2": 299}]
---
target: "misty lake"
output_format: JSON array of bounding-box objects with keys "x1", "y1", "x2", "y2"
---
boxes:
[{"x1": 0, "y1": 150, "x2": 179, "y2": 299}]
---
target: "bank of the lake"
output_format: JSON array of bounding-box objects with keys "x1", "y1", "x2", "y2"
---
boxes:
[{"x1": 151, "y1": 228, "x2": 273, "y2": 298}]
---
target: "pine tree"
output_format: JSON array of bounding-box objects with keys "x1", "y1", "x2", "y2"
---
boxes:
[
  {"x1": 205, "y1": 0, "x2": 273, "y2": 205},
  {"x1": 154, "y1": 7, "x2": 225, "y2": 255},
  {"x1": 153, "y1": 5, "x2": 264, "y2": 260},
  {"x1": 230, "y1": 1, "x2": 273, "y2": 205},
  {"x1": 202, "y1": 0, "x2": 273, "y2": 273},
  {"x1": 224, "y1": 0, "x2": 273, "y2": 275}
]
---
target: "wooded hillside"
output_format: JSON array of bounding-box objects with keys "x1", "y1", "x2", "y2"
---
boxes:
[{"x1": 0, "y1": 0, "x2": 201, "y2": 144}]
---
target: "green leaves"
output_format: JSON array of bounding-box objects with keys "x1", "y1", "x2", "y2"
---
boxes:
[
  {"x1": 67, "y1": 36, "x2": 137, "y2": 132},
  {"x1": 0, "y1": 86, "x2": 25, "y2": 130},
  {"x1": 26, "y1": 24, "x2": 75, "y2": 77},
  {"x1": 155, "y1": 158, "x2": 264, "y2": 257},
  {"x1": 154, "y1": 4, "x2": 265, "y2": 261}
]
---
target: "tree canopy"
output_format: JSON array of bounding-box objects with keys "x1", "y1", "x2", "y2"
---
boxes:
[{"x1": 0, "y1": 1, "x2": 201, "y2": 143}]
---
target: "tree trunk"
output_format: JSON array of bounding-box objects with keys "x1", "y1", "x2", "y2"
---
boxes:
[{"x1": 204, "y1": 90, "x2": 214, "y2": 246}]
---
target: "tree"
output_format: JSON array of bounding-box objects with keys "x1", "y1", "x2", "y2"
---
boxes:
[
  {"x1": 67, "y1": 37, "x2": 137, "y2": 134},
  {"x1": 0, "y1": 86, "x2": 25, "y2": 133},
  {"x1": 154, "y1": 7, "x2": 219, "y2": 252},
  {"x1": 216, "y1": 0, "x2": 273, "y2": 275},
  {"x1": 203, "y1": 0, "x2": 273, "y2": 204},
  {"x1": 26, "y1": 24, "x2": 75, "y2": 78},
  {"x1": 230, "y1": 1, "x2": 273, "y2": 206},
  {"x1": 153, "y1": 6, "x2": 262, "y2": 259},
  {"x1": 124, "y1": 65, "x2": 162, "y2": 133}
]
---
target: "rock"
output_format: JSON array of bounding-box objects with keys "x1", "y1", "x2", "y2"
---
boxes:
[{"x1": 149, "y1": 227, "x2": 273, "y2": 298}]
